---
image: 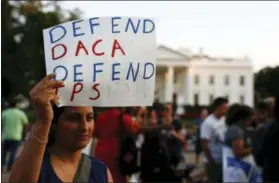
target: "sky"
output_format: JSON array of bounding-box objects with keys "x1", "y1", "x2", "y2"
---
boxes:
[{"x1": 62, "y1": 1, "x2": 279, "y2": 71}]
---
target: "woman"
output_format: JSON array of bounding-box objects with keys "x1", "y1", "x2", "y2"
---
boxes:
[
  {"x1": 9, "y1": 74, "x2": 113, "y2": 183},
  {"x1": 94, "y1": 106, "x2": 171, "y2": 183},
  {"x1": 223, "y1": 104, "x2": 262, "y2": 182}
]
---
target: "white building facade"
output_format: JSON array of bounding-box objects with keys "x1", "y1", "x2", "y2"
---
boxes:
[{"x1": 155, "y1": 45, "x2": 254, "y2": 107}]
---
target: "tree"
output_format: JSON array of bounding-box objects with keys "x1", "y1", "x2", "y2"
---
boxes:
[
  {"x1": 1, "y1": 0, "x2": 81, "y2": 100},
  {"x1": 254, "y1": 66, "x2": 279, "y2": 101}
]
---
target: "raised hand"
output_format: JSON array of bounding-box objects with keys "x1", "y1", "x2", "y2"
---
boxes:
[{"x1": 29, "y1": 73, "x2": 64, "y2": 124}]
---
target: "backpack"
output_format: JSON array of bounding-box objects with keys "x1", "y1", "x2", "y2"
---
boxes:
[
  {"x1": 118, "y1": 112, "x2": 140, "y2": 176},
  {"x1": 141, "y1": 130, "x2": 171, "y2": 170}
]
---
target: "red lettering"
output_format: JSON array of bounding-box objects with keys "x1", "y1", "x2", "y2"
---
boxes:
[
  {"x1": 89, "y1": 83, "x2": 100, "y2": 100},
  {"x1": 92, "y1": 39, "x2": 104, "y2": 56},
  {"x1": 75, "y1": 40, "x2": 89, "y2": 56},
  {"x1": 111, "y1": 39, "x2": 125, "y2": 58},
  {"x1": 52, "y1": 44, "x2": 67, "y2": 60},
  {"x1": 70, "y1": 83, "x2": 83, "y2": 101}
]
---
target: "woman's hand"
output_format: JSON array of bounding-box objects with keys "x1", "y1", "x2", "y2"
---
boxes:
[{"x1": 29, "y1": 73, "x2": 64, "y2": 124}]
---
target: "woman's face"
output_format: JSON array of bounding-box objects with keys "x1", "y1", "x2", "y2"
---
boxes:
[{"x1": 55, "y1": 107, "x2": 94, "y2": 150}]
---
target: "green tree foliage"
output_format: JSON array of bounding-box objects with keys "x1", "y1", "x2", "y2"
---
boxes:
[
  {"x1": 1, "y1": 0, "x2": 81, "y2": 100},
  {"x1": 254, "y1": 66, "x2": 279, "y2": 101}
]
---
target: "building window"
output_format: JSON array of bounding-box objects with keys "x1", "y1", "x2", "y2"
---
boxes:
[
  {"x1": 194, "y1": 75, "x2": 199, "y2": 85},
  {"x1": 209, "y1": 94, "x2": 214, "y2": 104},
  {"x1": 209, "y1": 75, "x2": 215, "y2": 85},
  {"x1": 240, "y1": 95, "x2": 245, "y2": 104},
  {"x1": 224, "y1": 75, "x2": 229, "y2": 85},
  {"x1": 240, "y1": 75, "x2": 245, "y2": 86},
  {"x1": 194, "y1": 93, "x2": 199, "y2": 106}
]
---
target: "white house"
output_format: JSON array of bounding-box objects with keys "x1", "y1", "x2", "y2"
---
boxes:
[{"x1": 155, "y1": 45, "x2": 254, "y2": 107}]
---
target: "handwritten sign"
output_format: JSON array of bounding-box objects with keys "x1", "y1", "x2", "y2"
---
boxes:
[
  {"x1": 223, "y1": 146, "x2": 263, "y2": 182},
  {"x1": 43, "y1": 17, "x2": 156, "y2": 107}
]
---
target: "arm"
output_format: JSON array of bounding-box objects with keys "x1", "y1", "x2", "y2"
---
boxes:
[
  {"x1": 9, "y1": 74, "x2": 64, "y2": 183},
  {"x1": 229, "y1": 127, "x2": 252, "y2": 158},
  {"x1": 122, "y1": 115, "x2": 171, "y2": 135},
  {"x1": 139, "y1": 123, "x2": 172, "y2": 133},
  {"x1": 232, "y1": 140, "x2": 252, "y2": 158},
  {"x1": 200, "y1": 122, "x2": 214, "y2": 164},
  {"x1": 171, "y1": 130, "x2": 187, "y2": 143},
  {"x1": 107, "y1": 168, "x2": 113, "y2": 182}
]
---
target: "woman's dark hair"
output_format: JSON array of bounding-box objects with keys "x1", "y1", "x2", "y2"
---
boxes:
[
  {"x1": 226, "y1": 104, "x2": 241, "y2": 126},
  {"x1": 47, "y1": 105, "x2": 65, "y2": 147},
  {"x1": 226, "y1": 104, "x2": 254, "y2": 126}
]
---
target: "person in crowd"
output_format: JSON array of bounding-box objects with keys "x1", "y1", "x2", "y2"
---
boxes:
[
  {"x1": 259, "y1": 95, "x2": 279, "y2": 182},
  {"x1": 2, "y1": 99, "x2": 29, "y2": 172},
  {"x1": 252, "y1": 101, "x2": 270, "y2": 166},
  {"x1": 93, "y1": 106, "x2": 171, "y2": 183},
  {"x1": 255, "y1": 102, "x2": 269, "y2": 128},
  {"x1": 264, "y1": 97, "x2": 276, "y2": 122},
  {"x1": 224, "y1": 104, "x2": 254, "y2": 159},
  {"x1": 194, "y1": 108, "x2": 208, "y2": 164},
  {"x1": 223, "y1": 104, "x2": 260, "y2": 182},
  {"x1": 9, "y1": 74, "x2": 113, "y2": 183},
  {"x1": 152, "y1": 98, "x2": 164, "y2": 122},
  {"x1": 172, "y1": 93, "x2": 178, "y2": 118},
  {"x1": 141, "y1": 103, "x2": 185, "y2": 182},
  {"x1": 200, "y1": 97, "x2": 228, "y2": 182}
]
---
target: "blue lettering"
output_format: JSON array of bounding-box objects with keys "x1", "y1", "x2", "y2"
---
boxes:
[
  {"x1": 126, "y1": 62, "x2": 140, "y2": 82},
  {"x1": 72, "y1": 20, "x2": 85, "y2": 37},
  {"x1": 111, "y1": 17, "x2": 121, "y2": 33},
  {"x1": 143, "y1": 19, "x2": 155, "y2": 33},
  {"x1": 53, "y1": 65, "x2": 68, "y2": 81},
  {"x1": 125, "y1": 18, "x2": 141, "y2": 34},
  {"x1": 49, "y1": 25, "x2": 67, "y2": 44},
  {"x1": 73, "y1": 64, "x2": 83, "y2": 82},
  {"x1": 112, "y1": 63, "x2": 121, "y2": 81},
  {"x1": 143, "y1": 62, "x2": 154, "y2": 79},
  {"x1": 89, "y1": 17, "x2": 100, "y2": 34},
  {"x1": 93, "y1": 63, "x2": 104, "y2": 82}
]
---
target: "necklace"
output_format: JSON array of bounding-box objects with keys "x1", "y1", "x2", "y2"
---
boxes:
[{"x1": 52, "y1": 155, "x2": 81, "y2": 182}]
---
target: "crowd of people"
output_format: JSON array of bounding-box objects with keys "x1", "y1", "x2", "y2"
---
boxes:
[
  {"x1": 1, "y1": 74, "x2": 279, "y2": 183},
  {"x1": 193, "y1": 97, "x2": 279, "y2": 182}
]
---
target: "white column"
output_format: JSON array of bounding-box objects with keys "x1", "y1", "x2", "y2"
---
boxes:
[
  {"x1": 184, "y1": 68, "x2": 193, "y2": 105},
  {"x1": 246, "y1": 72, "x2": 254, "y2": 107},
  {"x1": 164, "y1": 66, "x2": 174, "y2": 103}
]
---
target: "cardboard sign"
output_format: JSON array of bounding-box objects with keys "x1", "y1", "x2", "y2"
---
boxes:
[
  {"x1": 43, "y1": 17, "x2": 156, "y2": 107},
  {"x1": 222, "y1": 146, "x2": 263, "y2": 182}
]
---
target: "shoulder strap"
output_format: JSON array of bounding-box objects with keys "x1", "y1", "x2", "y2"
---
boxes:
[{"x1": 73, "y1": 154, "x2": 91, "y2": 183}]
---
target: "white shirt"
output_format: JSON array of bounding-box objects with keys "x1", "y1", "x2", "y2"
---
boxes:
[{"x1": 200, "y1": 114, "x2": 227, "y2": 163}]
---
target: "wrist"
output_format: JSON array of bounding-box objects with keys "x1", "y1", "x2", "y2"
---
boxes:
[
  {"x1": 32, "y1": 123, "x2": 51, "y2": 137},
  {"x1": 30, "y1": 125, "x2": 49, "y2": 144}
]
